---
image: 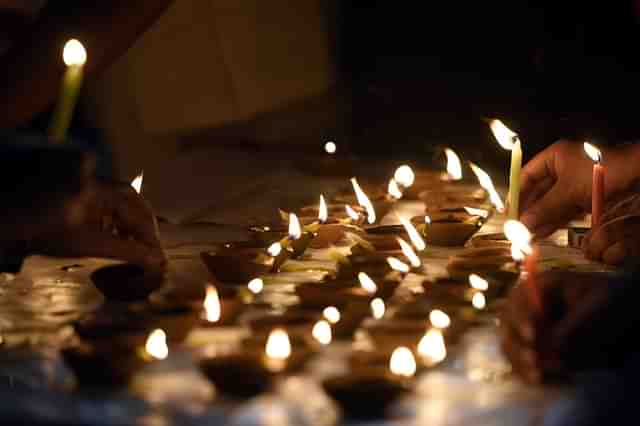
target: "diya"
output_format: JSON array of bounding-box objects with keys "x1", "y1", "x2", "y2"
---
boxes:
[
  {"x1": 200, "y1": 242, "x2": 288, "y2": 284},
  {"x1": 468, "y1": 232, "x2": 512, "y2": 249},
  {"x1": 196, "y1": 285, "x2": 244, "y2": 327},
  {"x1": 410, "y1": 215, "x2": 483, "y2": 247},
  {"x1": 90, "y1": 263, "x2": 164, "y2": 302},
  {"x1": 244, "y1": 311, "x2": 321, "y2": 343},
  {"x1": 295, "y1": 277, "x2": 399, "y2": 309},
  {"x1": 446, "y1": 247, "x2": 518, "y2": 280}
]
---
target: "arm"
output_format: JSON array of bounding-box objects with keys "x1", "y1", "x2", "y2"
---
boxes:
[{"x1": 0, "y1": 0, "x2": 173, "y2": 128}]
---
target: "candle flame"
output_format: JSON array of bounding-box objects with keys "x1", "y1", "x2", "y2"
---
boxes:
[
  {"x1": 489, "y1": 119, "x2": 518, "y2": 150},
  {"x1": 389, "y1": 346, "x2": 417, "y2": 377},
  {"x1": 387, "y1": 257, "x2": 410, "y2": 273},
  {"x1": 425, "y1": 215, "x2": 432, "y2": 225},
  {"x1": 63, "y1": 39, "x2": 87, "y2": 66},
  {"x1": 323, "y1": 306, "x2": 341, "y2": 324},
  {"x1": 472, "y1": 292, "x2": 486, "y2": 310},
  {"x1": 268, "y1": 242, "x2": 282, "y2": 257},
  {"x1": 319, "y1": 195, "x2": 328, "y2": 223},
  {"x1": 397, "y1": 238, "x2": 421, "y2": 268},
  {"x1": 388, "y1": 178, "x2": 403, "y2": 199},
  {"x1": 145, "y1": 329, "x2": 169, "y2": 360},
  {"x1": 469, "y1": 274, "x2": 489, "y2": 291},
  {"x1": 203, "y1": 285, "x2": 221, "y2": 322},
  {"x1": 131, "y1": 171, "x2": 144, "y2": 194},
  {"x1": 358, "y1": 272, "x2": 378, "y2": 294},
  {"x1": 350, "y1": 178, "x2": 376, "y2": 224},
  {"x1": 469, "y1": 162, "x2": 505, "y2": 212},
  {"x1": 444, "y1": 148, "x2": 463, "y2": 180},
  {"x1": 265, "y1": 328, "x2": 291, "y2": 360},
  {"x1": 583, "y1": 142, "x2": 602, "y2": 163},
  {"x1": 345, "y1": 205, "x2": 360, "y2": 221},
  {"x1": 429, "y1": 309, "x2": 451, "y2": 329},
  {"x1": 370, "y1": 297, "x2": 386, "y2": 319},
  {"x1": 288, "y1": 213, "x2": 302, "y2": 240},
  {"x1": 324, "y1": 141, "x2": 337, "y2": 154},
  {"x1": 312, "y1": 320, "x2": 332, "y2": 345},
  {"x1": 464, "y1": 207, "x2": 489, "y2": 219},
  {"x1": 394, "y1": 165, "x2": 415, "y2": 188},
  {"x1": 248, "y1": 277, "x2": 264, "y2": 294},
  {"x1": 398, "y1": 215, "x2": 426, "y2": 252},
  {"x1": 418, "y1": 329, "x2": 447, "y2": 365},
  {"x1": 504, "y1": 219, "x2": 533, "y2": 260}
]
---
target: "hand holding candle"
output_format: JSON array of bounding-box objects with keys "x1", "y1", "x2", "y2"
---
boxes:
[{"x1": 49, "y1": 39, "x2": 87, "y2": 143}]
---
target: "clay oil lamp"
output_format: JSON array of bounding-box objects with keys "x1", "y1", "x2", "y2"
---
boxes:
[
  {"x1": 63, "y1": 328, "x2": 169, "y2": 388},
  {"x1": 341, "y1": 177, "x2": 394, "y2": 226},
  {"x1": 244, "y1": 310, "x2": 321, "y2": 344},
  {"x1": 361, "y1": 317, "x2": 430, "y2": 351},
  {"x1": 200, "y1": 240, "x2": 288, "y2": 284},
  {"x1": 324, "y1": 346, "x2": 415, "y2": 420},
  {"x1": 410, "y1": 212, "x2": 483, "y2": 247},
  {"x1": 446, "y1": 246, "x2": 517, "y2": 280},
  {"x1": 305, "y1": 195, "x2": 365, "y2": 249},
  {"x1": 141, "y1": 300, "x2": 200, "y2": 344},
  {"x1": 298, "y1": 202, "x2": 366, "y2": 225},
  {"x1": 198, "y1": 284, "x2": 244, "y2": 327},
  {"x1": 90, "y1": 263, "x2": 164, "y2": 302},
  {"x1": 468, "y1": 232, "x2": 512, "y2": 249}
]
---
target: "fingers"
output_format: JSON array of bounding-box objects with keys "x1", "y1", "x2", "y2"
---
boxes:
[
  {"x1": 520, "y1": 147, "x2": 556, "y2": 201},
  {"x1": 520, "y1": 184, "x2": 582, "y2": 235},
  {"x1": 31, "y1": 228, "x2": 166, "y2": 272},
  {"x1": 520, "y1": 176, "x2": 554, "y2": 214},
  {"x1": 584, "y1": 215, "x2": 640, "y2": 264}
]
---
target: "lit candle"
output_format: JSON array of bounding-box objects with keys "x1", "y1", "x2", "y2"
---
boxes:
[
  {"x1": 504, "y1": 220, "x2": 540, "y2": 312},
  {"x1": 583, "y1": 142, "x2": 605, "y2": 229},
  {"x1": 49, "y1": 39, "x2": 87, "y2": 143},
  {"x1": 489, "y1": 120, "x2": 522, "y2": 219},
  {"x1": 469, "y1": 162, "x2": 505, "y2": 213},
  {"x1": 131, "y1": 171, "x2": 144, "y2": 194}
]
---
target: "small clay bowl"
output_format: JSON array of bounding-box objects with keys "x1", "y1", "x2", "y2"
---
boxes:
[
  {"x1": 389, "y1": 301, "x2": 469, "y2": 344},
  {"x1": 90, "y1": 263, "x2": 164, "y2": 302},
  {"x1": 337, "y1": 252, "x2": 403, "y2": 280},
  {"x1": 295, "y1": 278, "x2": 398, "y2": 309},
  {"x1": 311, "y1": 224, "x2": 361, "y2": 249},
  {"x1": 446, "y1": 247, "x2": 514, "y2": 279},
  {"x1": 323, "y1": 371, "x2": 410, "y2": 420},
  {"x1": 420, "y1": 218, "x2": 482, "y2": 247},
  {"x1": 362, "y1": 318, "x2": 429, "y2": 349},
  {"x1": 200, "y1": 249, "x2": 283, "y2": 284},
  {"x1": 199, "y1": 353, "x2": 272, "y2": 398},
  {"x1": 73, "y1": 307, "x2": 153, "y2": 344},
  {"x1": 63, "y1": 342, "x2": 151, "y2": 388},
  {"x1": 145, "y1": 303, "x2": 201, "y2": 343},
  {"x1": 468, "y1": 232, "x2": 512, "y2": 249}
]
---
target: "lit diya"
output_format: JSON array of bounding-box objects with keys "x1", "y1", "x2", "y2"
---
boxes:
[
  {"x1": 446, "y1": 246, "x2": 519, "y2": 281},
  {"x1": 389, "y1": 302, "x2": 468, "y2": 344},
  {"x1": 197, "y1": 284, "x2": 244, "y2": 327},
  {"x1": 63, "y1": 328, "x2": 169, "y2": 388},
  {"x1": 410, "y1": 214, "x2": 483, "y2": 247},
  {"x1": 468, "y1": 232, "x2": 511, "y2": 249},
  {"x1": 90, "y1": 263, "x2": 164, "y2": 302},
  {"x1": 324, "y1": 346, "x2": 415, "y2": 420},
  {"x1": 295, "y1": 273, "x2": 399, "y2": 309}
]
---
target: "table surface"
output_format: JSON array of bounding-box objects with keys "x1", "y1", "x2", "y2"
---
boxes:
[{"x1": 0, "y1": 174, "x2": 609, "y2": 425}]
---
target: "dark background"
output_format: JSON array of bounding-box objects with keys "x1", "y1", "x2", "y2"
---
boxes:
[{"x1": 334, "y1": 1, "x2": 640, "y2": 160}]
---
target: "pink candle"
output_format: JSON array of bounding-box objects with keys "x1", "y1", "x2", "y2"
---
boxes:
[
  {"x1": 592, "y1": 162, "x2": 604, "y2": 228},
  {"x1": 524, "y1": 245, "x2": 541, "y2": 313}
]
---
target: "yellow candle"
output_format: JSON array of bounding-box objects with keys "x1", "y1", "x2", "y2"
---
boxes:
[
  {"x1": 49, "y1": 39, "x2": 87, "y2": 143},
  {"x1": 508, "y1": 138, "x2": 522, "y2": 220}
]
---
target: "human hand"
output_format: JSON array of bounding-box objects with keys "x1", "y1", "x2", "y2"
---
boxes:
[
  {"x1": 520, "y1": 141, "x2": 640, "y2": 237},
  {"x1": 500, "y1": 270, "x2": 615, "y2": 384},
  {"x1": 583, "y1": 193, "x2": 640, "y2": 266}
]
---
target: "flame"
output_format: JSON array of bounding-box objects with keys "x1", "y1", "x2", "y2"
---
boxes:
[
  {"x1": 203, "y1": 285, "x2": 221, "y2": 322},
  {"x1": 398, "y1": 215, "x2": 426, "y2": 252},
  {"x1": 489, "y1": 119, "x2": 518, "y2": 150},
  {"x1": 323, "y1": 306, "x2": 341, "y2": 324},
  {"x1": 444, "y1": 148, "x2": 463, "y2": 180},
  {"x1": 288, "y1": 213, "x2": 302, "y2": 240},
  {"x1": 469, "y1": 162, "x2": 505, "y2": 212},
  {"x1": 145, "y1": 329, "x2": 169, "y2": 360},
  {"x1": 425, "y1": 215, "x2": 432, "y2": 225},
  {"x1": 312, "y1": 320, "x2": 332, "y2": 345},
  {"x1": 370, "y1": 297, "x2": 386, "y2": 319},
  {"x1": 358, "y1": 272, "x2": 378, "y2": 294},
  {"x1": 394, "y1": 165, "x2": 415, "y2": 188},
  {"x1": 504, "y1": 219, "x2": 533, "y2": 260},
  {"x1": 248, "y1": 277, "x2": 264, "y2": 294},
  {"x1": 429, "y1": 309, "x2": 451, "y2": 329},
  {"x1": 583, "y1": 142, "x2": 602, "y2": 163},
  {"x1": 268, "y1": 242, "x2": 282, "y2": 257},
  {"x1": 265, "y1": 328, "x2": 291, "y2": 360},
  {"x1": 63, "y1": 39, "x2": 87, "y2": 66},
  {"x1": 387, "y1": 257, "x2": 410, "y2": 273},
  {"x1": 345, "y1": 205, "x2": 360, "y2": 221},
  {"x1": 464, "y1": 207, "x2": 489, "y2": 219},
  {"x1": 389, "y1": 346, "x2": 417, "y2": 377},
  {"x1": 469, "y1": 274, "x2": 489, "y2": 291},
  {"x1": 397, "y1": 238, "x2": 421, "y2": 268},
  {"x1": 472, "y1": 292, "x2": 486, "y2": 310},
  {"x1": 319, "y1": 194, "x2": 328, "y2": 223},
  {"x1": 324, "y1": 141, "x2": 337, "y2": 154},
  {"x1": 131, "y1": 171, "x2": 144, "y2": 194},
  {"x1": 418, "y1": 329, "x2": 446, "y2": 365},
  {"x1": 350, "y1": 178, "x2": 376, "y2": 224},
  {"x1": 388, "y1": 178, "x2": 403, "y2": 199}
]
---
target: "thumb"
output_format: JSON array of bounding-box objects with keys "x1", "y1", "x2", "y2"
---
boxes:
[{"x1": 520, "y1": 184, "x2": 582, "y2": 236}]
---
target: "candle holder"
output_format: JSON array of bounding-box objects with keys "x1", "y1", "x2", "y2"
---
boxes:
[
  {"x1": 90, "y1": 263, "x2": 164, "y2": 302},
  {"x1": 410, "y1": 216, "x2": 483, "y2": 247},
  {"x1": 322, "y1": 370, "x2": 410, "y2": 420},
  {"x1": 468, "y1": 232, "x2": 511, "y2": 249}
]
